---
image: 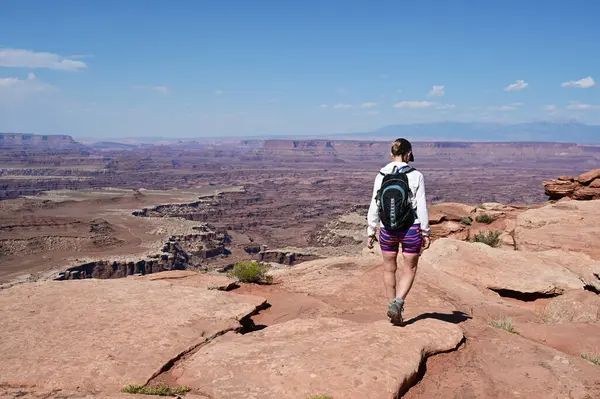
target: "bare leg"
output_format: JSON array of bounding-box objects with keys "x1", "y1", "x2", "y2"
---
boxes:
[
  {"x1": 382, "y1": 251, "x2": 398, "y2": 301},
  {"x1": 396, "y1": 253, "x2": 420, "y2": 300}
]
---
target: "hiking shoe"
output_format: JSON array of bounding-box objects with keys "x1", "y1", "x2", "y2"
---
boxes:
[{"x1": 387, "y1": 298, "x2": 404, "y2": 325}]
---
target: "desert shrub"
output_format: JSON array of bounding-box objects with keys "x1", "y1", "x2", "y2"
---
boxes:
[
  {"x1": 582, "y1": 351, "x2": 600, "y2": 366},
  {"x1": 469, "y1": 230, "x2": 501, "y2": 247},
  {"x1": 488, "y1": 317, "x2": 519, "y2": 334},
  {"x1": 460, "y1": 216, "x2": 473, "y2": 226},
  {"x1": 475, "y1": 214, "x2": 494, "y2": 224},
  {"x1": 230, "y1": 260, "x2": 272, "y2": 284},
  {"x1": 121, "y1": 384, "x2": 190, "y2": 396}
]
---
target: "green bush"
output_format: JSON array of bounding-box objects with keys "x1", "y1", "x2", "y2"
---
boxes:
[
  {"x1": 230, "y1": 260, "x2": 272, "y2": 284},
  {"x1": 460, "y1": 216, "x2": 473, "y2": 226},
  {"x1": 121, "y1": 384, "x2": 190, "y2": 396},
  {"x1": 582, "y1": 351, "x2": 600, "y2": 366},
  {"x1": 469, "y1": 230, "x2": 501, "y2": 247},
  {"x1": 488, "y1": 317, "x2": 519, "y2": 334},
  {"x1": 475, "y1": 214, "x2": 494, "y2": 224}
]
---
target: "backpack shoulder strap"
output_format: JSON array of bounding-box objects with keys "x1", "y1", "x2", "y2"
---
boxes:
[{"x1": 401, "y1": 166, "x2": 415, "y2": 174}]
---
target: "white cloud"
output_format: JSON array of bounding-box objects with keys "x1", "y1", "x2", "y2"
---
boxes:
[
  {"x1": 436, "y1": 103, "x2": 455, "y2": 110},
  {"x1": 360, "y1": 102, "x2": 378, "y2": 108},
  {"x1": 214, "y1": 89, "x2": 224, "y2": 95},
  {"x1": 504, "y1": 80, "x2": 528, "y2": 91},
  {"x1": 333, "y1": 103, "x2": 353, "y2": 109},
  {"x1": 319, "y1": 104, "x2": 328, "y2": 108},
  {"x1": 541, "y1": 105, "x2": 558, "y2": 112},
  {"x1": 133, "y1": 85, "x2": 171, "y2": 95},
  {"x1": 566, "y1": 101, "x2": 600, "y2": 110},
  {"x1": 428, "y1": 85, "x2": 445, "y2": 97},
  {"x1": 393, "y1": 101, "x2": 436, "y2": 109},
  {"x1": 561, "y1": 76, "x2": 595, "y2": 89},
  {"x1": 0, "y1": 73, "x2": 49, "y2": 91},
  {"x1": 0, "y1": 48, "x2": 87, "y2": 71},
  {"x1": 473, "y1": 104, "x2": 519, "y2": 111},
  {"x1": 152, "y1": 86, "x2": 170, "y2": 95}
]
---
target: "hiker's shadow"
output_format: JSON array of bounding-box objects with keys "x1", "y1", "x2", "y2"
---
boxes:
[{"x1": 402, "y1": 311, "x2": 472, "y2": 326}]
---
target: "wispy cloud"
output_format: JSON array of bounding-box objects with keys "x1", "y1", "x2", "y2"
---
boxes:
[
  {"x1": 436, "y1": 103, "x2": 455, "y2": 110},
  {"x1": 473, "y1": 103, "x2": 522, "y2": 111},
  {"x1": 366, "y1": 110, "x2": 380, "y2": 116},
  {"x1": 561, "y1": 76, "x2": 595, "y2": 89},
  {"x1": 504, "y1": 80, "x2": 528, "y2": 91},
  {"x1": 541, "y1": 105, "x2": 558, "y2": 112},
  {"x1": 0, "y1": 73, "x2": 53, "y2": 96},
  {"x1": 0, "y1": 48, "x2": 87, "y2": 71},
  {"x1": 133, "y1": 85, "x2": 171, "y2": 95},
  {"x1": 319, "y1": 104, "x2": 328, "y2": 108},
  {"x1": 379, "y1": 74, "x2": 389, "y2": 79},
  {"x1": 333, "y1": 103, "x2": 353, "y2": 109},
  {"x1": 428, "y1": 85, "x2": 445, "y2": 97},
  {"x1": 214, "y1": 89, "x2": 224, "y2": 95},
  {"x1": 566, "y1": 101, "x2": 600, "y2": 110},
  {"x1": 393, "y1": 101, "x2": 437, "y2": 109},
  {"x1": 151, "y1": 86, "x2": 170, "y2": 95},
  {"x1": 361, "y1": 102, "x2": 378, "y2": 108}
]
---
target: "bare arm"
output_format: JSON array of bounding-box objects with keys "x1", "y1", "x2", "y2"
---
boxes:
[
  {"x1": 367, "y1": 173, "x2": 382, "y2": 236},
  {"x1": 415, "y1": 173, "x2": 430, "y2": 236}
]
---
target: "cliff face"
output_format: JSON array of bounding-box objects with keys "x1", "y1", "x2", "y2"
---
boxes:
[{"x1": 0, "y1": 133, "x2": 80, "y2": 149}]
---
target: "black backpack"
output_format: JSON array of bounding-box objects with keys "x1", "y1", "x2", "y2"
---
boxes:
[{"x1": 375, "y1": 165, "x2": 416, "y2": 231}]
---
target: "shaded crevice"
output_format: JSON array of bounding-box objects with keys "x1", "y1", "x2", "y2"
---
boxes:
[
  {"x1": 584, "y1": 284, "x2": 600, "y2": 295},
  {"x1": 237, "y1": 301, "x2": 271, "y2": 334},
  {"x1": 394, "y1": 336, "x2": 467, "y2": 398},
  {"x1": 489, "y1": 288, "x2": 561, "y2": 302},
  {"x1": 144, "y1": 300, "x2": 271, "y2": 386}
]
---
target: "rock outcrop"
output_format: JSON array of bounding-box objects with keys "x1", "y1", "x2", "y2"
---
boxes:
[
  {"x1": 422, "y1": 238, "x2": 586, "y2": 296},
  {"x1": 543, "y1": 168, "x2": 600, "y2": 200},
  {"x1": 514, "y1": 199, "x2": 600, "y2": 260}
]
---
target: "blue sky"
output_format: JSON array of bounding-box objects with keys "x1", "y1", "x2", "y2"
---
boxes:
[{"x1": 0, "y1": 0, "x2": 598, "y2": 139}]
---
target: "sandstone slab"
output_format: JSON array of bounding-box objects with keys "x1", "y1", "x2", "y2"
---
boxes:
[
  {"x1": 137, "y1": 270, "x2": 239, "y2": 290},
  {"x1": 543, "y1": 290, "x2": 600, "y2": 324},
  {"x1": 422, "y1": 238, "x2": 584, "y2": 295},
  {"x1": 0, "y1": 279, "x2": 265, "y2": 393},
  {"x1": 590, "y1": 178, "x2": 600, "y2": 188},
  {"x1": 174, "y1": 317, "x2": 464, "y2": 399},
  {"x1": 514, "y1": 200, "x2": 600, "y2": 259}
]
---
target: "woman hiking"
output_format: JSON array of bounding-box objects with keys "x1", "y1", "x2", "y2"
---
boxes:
[{"x1": 367, "y1": 138, "x2": 430, "y2": 325}]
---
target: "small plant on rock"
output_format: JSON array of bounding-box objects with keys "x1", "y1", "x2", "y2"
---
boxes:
[
  {"x1": 230, "y1": 260, "x2": 273, "y2": 284},
  {"x1": 121, "y1": 384, "x2": 191, "y2": 396},
  {"x1": 475, "y1": 214, "x2": 494, "y2": 224},
  {"x1": 460, "y1": 216, "x2": 473, "y2": 226},
  {"x1": 488, "y1": 317, "x2": 519, "y2": 334},
  {"x1": 582, "y1": 351, "x2": 600, "y2": 366},
  {"x1": 469, "y1": 230, "x2": 502, "y2": 247}
]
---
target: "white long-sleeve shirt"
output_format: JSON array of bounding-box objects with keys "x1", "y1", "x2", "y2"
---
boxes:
[{"x1": 367, "y1": 161, "x2": 430, "y2": 237}]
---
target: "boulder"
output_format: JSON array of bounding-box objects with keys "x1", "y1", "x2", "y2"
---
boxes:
[
  {"x1": 428, "y1": 202, "x2": 474, "y2": 224},
  {"x1": 571, "y1": 186, "x2": 600, "y2": 200},
  {"x1": 514, "y1": 200, "x2": 600, "y2": 260},
  {"x1": 590, "y1": 178, "x2": 600, "y2": 188},
  {"x1": 0, "y1": 279, "x2": 265, "y2": 393},
  {"x1": 421, "y1": 238, "x2": 584, "y2": 296},
  {"x1": 543, "y1": 291, "x2": 600, "y2": 324},
  {"x1": 557, "y1": 175, "x2": 575, "y2": 181},
  {"x1": 577, "y1": 168, "x2": 600, "y2": 185},
  {"x1": 174, "y1": 318, "x2": 464, "y2": 399}
]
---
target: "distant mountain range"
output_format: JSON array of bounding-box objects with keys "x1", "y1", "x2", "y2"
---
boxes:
[{"x1": 333, "y1": 122, "x2": 600, "y2": 144}]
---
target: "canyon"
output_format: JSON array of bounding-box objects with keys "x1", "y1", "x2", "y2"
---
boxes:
[{"x1": 0, "y1": 135, "x2": 599, "y2": 398}]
